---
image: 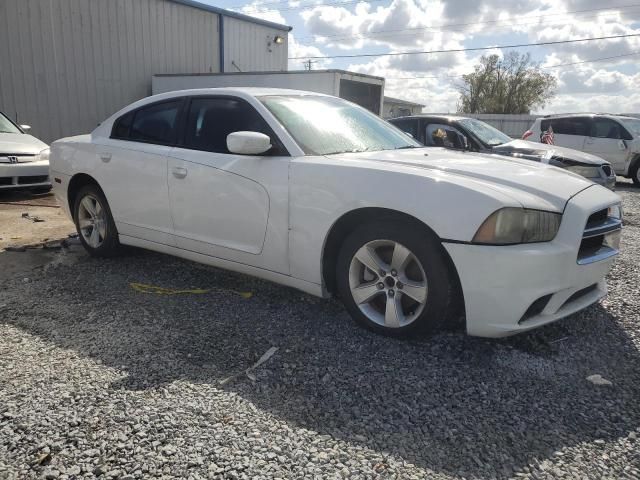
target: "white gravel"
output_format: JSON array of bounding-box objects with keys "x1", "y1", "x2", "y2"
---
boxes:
[{"x1": 1, "y1": 180, "x2": 639, "y2": 479}]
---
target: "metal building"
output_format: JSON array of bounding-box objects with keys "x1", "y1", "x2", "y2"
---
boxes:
[
  {"x1": 0, "y1": 0, "x2": 291, "y2": 143},
  {"x1": 383, "y1": 96, "x2": 425, "y2": 119}
]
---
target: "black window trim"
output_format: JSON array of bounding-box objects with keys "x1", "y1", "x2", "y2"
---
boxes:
[
  {"x1": 176, "y1": 94, "x2": 291, "y2": 157},
  {"x1": 110, "y1": 98, "x2": 187, "y2": 147}
]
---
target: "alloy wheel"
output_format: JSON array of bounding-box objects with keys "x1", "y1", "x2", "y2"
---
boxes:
[
  {"x1": 77, "y1": 194, "x2": 107, "y2": 248},
  {"x1": 348, "y1": 239, "x2": 428, "y2": 328}
]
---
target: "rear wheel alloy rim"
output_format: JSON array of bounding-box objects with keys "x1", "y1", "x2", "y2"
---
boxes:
[
  {"x1": 348, "y1": 240, "x2": 428, "y2": 328},
  {"x1": 77, "y1": 194, "x2": 106, "y2": 248}
]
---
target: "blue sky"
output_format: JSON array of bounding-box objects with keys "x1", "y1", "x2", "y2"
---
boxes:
[{"x1": 201, "y1": 0, "x2": 640, "y2": 113}]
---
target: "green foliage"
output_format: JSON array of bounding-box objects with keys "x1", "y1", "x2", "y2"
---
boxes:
[{"x1": 457, "y1": 51, "x2": 557, "y2": 114}]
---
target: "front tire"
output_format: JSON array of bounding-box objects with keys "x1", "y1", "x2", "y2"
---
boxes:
[
  {"x1": 336, "y1": 221, "x2": 454, "y2": 336},
  {"x1": 73, "y1": 184, "x2": 120, "y2": 257}
]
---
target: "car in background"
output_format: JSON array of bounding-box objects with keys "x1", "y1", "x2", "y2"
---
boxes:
[
  {"x1": 50, "y1": 88, "x2": 621, "y2": 339},
  {"x1": 390, "y1": 115, "x2": 616, "y2": 190},
  {"x1": 0, "y1": 111, "x2": 51, "y2": 193},
  {"x1": 525, "y1": 114, "x2": 640, "y2": 185}
]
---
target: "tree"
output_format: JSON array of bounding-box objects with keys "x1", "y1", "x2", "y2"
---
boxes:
[{"x1": 457, "y1": 52, "x2": 557, "y2": 114}]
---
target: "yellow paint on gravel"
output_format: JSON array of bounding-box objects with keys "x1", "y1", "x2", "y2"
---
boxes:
[{"x1": 129, "y1": 282, "x2": 253, "y2": 299}]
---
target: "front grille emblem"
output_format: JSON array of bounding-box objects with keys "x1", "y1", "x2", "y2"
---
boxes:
[{"x1": 8, "y1": 156, "x2": 18, "y2": 164}]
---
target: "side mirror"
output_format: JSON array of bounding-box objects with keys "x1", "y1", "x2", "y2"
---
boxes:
[
  {"x1": 405, "y1": 132, "x2": 414, "y2": 139},
  {"x1": 227, "y1": 131, "x2": 272, "y2": 155},
  {"x1": 20, "y1": 124, "x2": 31, "y2": 132}
]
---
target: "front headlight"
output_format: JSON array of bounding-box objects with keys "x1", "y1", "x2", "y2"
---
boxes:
[
  {"x1": 37, "y1": 148, "x2": 50, "y2": 162},
  {"x1": 565, "y1": 165, "x2": 600, "y2": 178},
  {"x1": 473, "y1": 207, "x2": 562, "y2": 245}
]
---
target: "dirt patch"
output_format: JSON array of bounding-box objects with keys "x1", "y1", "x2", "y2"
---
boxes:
[{"x1": 0, "y1": 191, "x2": 75, "y2": 252}]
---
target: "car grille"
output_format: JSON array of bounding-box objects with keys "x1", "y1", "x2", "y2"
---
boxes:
[
  {"x1": 577, "y1": 208, "x2": 622, "y2": 264},
  {"x1": 602, "y1": 165, "x2": 613, "y2": 177},
  {"x1": 0, "y1": 153, "x2": 37, "y2": 164}
]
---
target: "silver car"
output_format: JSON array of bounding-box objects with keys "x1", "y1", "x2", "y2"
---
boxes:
[{"x1": 0, "y1": 111, "x2": 51, "y2": 193}]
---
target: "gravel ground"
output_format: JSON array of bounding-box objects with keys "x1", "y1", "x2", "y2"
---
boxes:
[
  {"x1": 0, "y1": 191, "x2": 75, "y2": 251},
  {"x1": 1, "y1": 180, "x2": 639, "y2": 480}
]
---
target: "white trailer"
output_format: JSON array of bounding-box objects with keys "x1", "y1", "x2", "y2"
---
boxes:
[{"x1": 152, "y1": 70, "x2": 385, "y2": 115}]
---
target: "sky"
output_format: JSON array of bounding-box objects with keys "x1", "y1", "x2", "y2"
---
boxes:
[{"x1": 203, "y1": 0, "x2": 640, "y2": 114}]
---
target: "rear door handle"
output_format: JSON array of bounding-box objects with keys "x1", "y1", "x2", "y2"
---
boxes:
[
  {"x1": 100, "y1": 153, "x2": 112, "y2": 163},
  {"x1": 172, "y1": 166, "x2": 188, "y2": 179}
]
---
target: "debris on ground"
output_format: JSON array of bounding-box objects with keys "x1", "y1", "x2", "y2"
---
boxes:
[
  {"x1": 586, "y1": 374, "x2": 613, "y2": 386},
  {"x1": 21, "y1": 213, "x2": 45, "y2": 223},
  {"x1": 221, "y1": 346, "x2": 279, "y2": 385}
]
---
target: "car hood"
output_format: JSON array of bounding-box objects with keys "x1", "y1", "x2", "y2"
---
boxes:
[
  {"x1": 331, "y1": 148, "x2": 594, "y2": 212},
  {"x1": 0, "y1": 133, "x2": 48, "y2": 154},
  {"x1": 492, "y1": 139, "x2": 607, "y2": 166}
]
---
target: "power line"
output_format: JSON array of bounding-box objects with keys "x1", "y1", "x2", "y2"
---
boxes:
[
  {"x1": 383, "y1": 51, "x2": 640, "y2": 81},
  {"x1": 288, "y1": 33, "x2": 640, "y2": 60},
  {"x1": 294, "y1": 4, "x2": 640, "y2": 42},
  {"x1": 238, "y1": 0, "x2": 387, "y2": 14},
  {"x1": 295, "y1": 8, "x2": 640, "y2": 45}
]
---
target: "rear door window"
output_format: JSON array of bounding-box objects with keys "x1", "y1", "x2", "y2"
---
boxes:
[
  {"x1": 111, "y1": 100, "x2": 182, "y2": 145},
  {"x1": 391, "y1": 119, "x2": 420, "y2": 141},
  {"x1": 550, "y1": 117, "x2": 590, "y2": 136}
]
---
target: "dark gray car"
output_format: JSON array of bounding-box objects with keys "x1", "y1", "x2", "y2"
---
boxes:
[{"x1": 389, "y1": 115, "x2": 616, "y2": 190}]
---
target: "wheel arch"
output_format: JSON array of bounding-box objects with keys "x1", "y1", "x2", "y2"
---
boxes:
[
  {"x1": 67, "y1": 173, "x2": 103, "y2": 218},
  {"x1": 321, "y1": 207, "x2": 464, "y2": 315}
]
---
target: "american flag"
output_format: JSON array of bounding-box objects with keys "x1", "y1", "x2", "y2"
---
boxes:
[{"x1": 541, "y1": 126, "x2": 554, "y2": 145}]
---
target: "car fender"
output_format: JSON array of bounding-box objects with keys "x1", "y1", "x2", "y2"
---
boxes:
[{"x1": 288, "y1": 157, "x2": 525, "y2": 287}]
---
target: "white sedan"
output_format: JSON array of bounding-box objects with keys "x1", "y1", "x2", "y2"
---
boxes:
[
  {"x1": 0, "y1": 111, "x2": 51, "y2": 193},
  {"x1": 50, "y1": 88, "x2": 622, "y2": 338}
]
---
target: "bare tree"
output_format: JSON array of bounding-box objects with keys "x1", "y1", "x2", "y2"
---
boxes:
[{"x1": 457, "y1": 52, "x2": 557, "y2": 114}]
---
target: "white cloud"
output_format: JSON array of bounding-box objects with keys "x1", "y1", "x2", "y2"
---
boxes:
[{"x1": 240, "y1": 0, "x2": 639, "y2": 113}]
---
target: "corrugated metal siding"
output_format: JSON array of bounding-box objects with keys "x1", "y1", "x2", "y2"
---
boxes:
[
  {"x1": 223, "y1": 16, "x2": 287, "y2": 73},
  {"x1": 0, "y1": 0, "x2": 219, "y2": 143}
]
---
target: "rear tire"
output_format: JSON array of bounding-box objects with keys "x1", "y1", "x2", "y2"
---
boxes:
[
  {"x1": 336, "y1": 221, "x2": 454, "y2": 337},
  {"x1": 73, "y1": 184, "x2": 120, "y2": 257},
  {"x1": 631, "y1": 161, "x2": 640, "y2": 187}
]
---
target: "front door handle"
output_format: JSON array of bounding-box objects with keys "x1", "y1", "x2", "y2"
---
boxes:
[
  {"x1": 100, "y1": 153, "x2": 112, "y2": 163},
  {"x1": 172, "y1": 167, "x2": 188, "y2": 179}
]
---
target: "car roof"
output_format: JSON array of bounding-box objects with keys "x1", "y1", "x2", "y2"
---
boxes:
[
  {"x1": 539, "y1": 113, "x2": 638, "y2": 121},
  {"x1": 390, "y1": 114, "x2": 470, "y2": 122},
  {"x1": 153, "y1": 87, "x2": 329, "y2": 101}
]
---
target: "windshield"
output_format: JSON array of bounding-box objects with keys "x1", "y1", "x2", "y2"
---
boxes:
[
  {"x1": 259, "y1": 95, "x2": 420, "y2": 155},
  {"x1": 458, "y1": 118, "x2": 512, "y2": 146},
  {"x1": 622, "y1": 118, "x2": 640, "y2": 137},
  {"x1": 0, "y1": 113, "x2": 21, "y2": 134}
]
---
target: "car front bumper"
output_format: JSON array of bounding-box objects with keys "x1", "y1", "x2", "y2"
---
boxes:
[
  {"x1": 444, "y1": 185, "x2": 621, "y2": 338},
  {"x1": 0, "y1": 160, "x2": 51, "y2": 190},
  {"x1": 593, "y1": 171, "x2": 617, "y2": 190}
]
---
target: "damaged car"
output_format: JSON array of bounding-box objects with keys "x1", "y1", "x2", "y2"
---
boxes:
[{"x1": 390, "y1": 115, "x2": 616, "y2": 190}]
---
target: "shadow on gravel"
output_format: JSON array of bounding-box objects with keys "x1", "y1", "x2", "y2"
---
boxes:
[{"x1": 3, "y1": 248, "x2": 640, "y2": 478}]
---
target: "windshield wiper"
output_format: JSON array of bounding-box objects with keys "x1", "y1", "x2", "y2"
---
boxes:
[{"x1": 396, "y1": 145, "x2": 419, "y2": 149}]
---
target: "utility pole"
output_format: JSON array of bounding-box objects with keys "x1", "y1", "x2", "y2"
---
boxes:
[{"x1": 303, "y1": 59, "x2": 318, "y2": 70}]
